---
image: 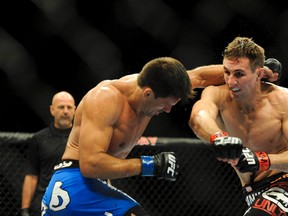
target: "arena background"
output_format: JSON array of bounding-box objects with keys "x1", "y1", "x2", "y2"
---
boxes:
[{"x1": 0, "y1": 0, "x2": 288, "y2": 215}]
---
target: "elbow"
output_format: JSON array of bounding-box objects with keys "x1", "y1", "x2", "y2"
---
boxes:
[
  {"x1": 189, "y1": 115, "x2": 200, "y2": 136},
  {"x1": 189, "y1": 122, "x2": 201, "y2": 139},
  {"x1": 79, "y1": 159, "x2": 101, "y2": 178},
  {"x1": 189, "y1": 112, "x2": 206, "y2": 139},
  {"x1": 79, "y1": 162, "x2": 93, "y2": 178}
]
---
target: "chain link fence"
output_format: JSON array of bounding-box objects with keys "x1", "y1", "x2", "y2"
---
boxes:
[{"x1": 0, "y1": 132, "x2": 246, "y2": 216}]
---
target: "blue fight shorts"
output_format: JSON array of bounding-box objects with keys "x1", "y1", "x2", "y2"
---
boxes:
[{"x1": 41, "y1": 160, "x2": 140, "y2": 216}]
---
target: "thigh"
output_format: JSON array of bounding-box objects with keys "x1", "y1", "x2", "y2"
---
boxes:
[{"x1": 42, "y1": 168, "x2": 140, "y2": 216}]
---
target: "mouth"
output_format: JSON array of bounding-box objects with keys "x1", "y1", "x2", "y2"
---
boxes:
[{"x1": 230, "y1": 87, "x2": 240, "y2": 93}]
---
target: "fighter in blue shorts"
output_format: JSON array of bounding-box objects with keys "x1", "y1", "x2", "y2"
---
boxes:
[{"x1": 41, "y1": 57, "x2": 201, "y2": 215}]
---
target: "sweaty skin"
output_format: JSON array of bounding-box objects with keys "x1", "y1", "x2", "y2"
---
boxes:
[
  {"x1": 62, "y1": 63, "x2": 279, "y2": 183},
  {"x1": 190, "y1": 58, "x2": 288, "y2": 186},
  {"x1": 62, "y1": 65, "x2": 233, "y2": 180},
  {"x1": 62, "y1": 74, "x2": 180, "y2": 180}
]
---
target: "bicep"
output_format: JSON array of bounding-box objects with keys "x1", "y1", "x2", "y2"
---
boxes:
[
  {"x1": 191, "y1": 87, "x2": 220, "y2": 120},
  {"x1": 188, "y1": 65, "x2": 225, "y2": 89},
  {"x1": 78, "y1": 91, "x2": 121, "y2": 163},
  {"x1": 189, "y1": 87, "x2": 222, "y2": 140}
]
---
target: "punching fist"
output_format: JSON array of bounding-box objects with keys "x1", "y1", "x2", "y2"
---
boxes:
[
  {"x1": 210, "y1": 132, "x2": 243, "y2": 160},
  {"x1": 235, "y1": 147, "x2": 270, "y2": 173},
  {"x1": 141, "y1": 152, "x2": 178, "y2": 181},
  {"x1": 263, "y1": 58, "x2": 282, "y2": 83}
]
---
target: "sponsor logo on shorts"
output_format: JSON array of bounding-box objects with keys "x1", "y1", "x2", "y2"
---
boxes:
[
  {"x1": 54, "y1": 161, "x2": 73, "y2": 170},
  {"x1": 262, "y1": 187, "x2": 288, "y2": 212}
]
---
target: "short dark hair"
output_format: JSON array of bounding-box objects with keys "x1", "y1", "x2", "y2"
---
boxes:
[
  {"x1": 137, "y1": 57, "x2": 193, "y2": 104},
  {"x1": 223, "y1": 37, "x2": 265, "y2": 72}
]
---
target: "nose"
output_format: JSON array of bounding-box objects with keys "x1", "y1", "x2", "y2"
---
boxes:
[
  {"x1": 163, "y1": 106, "x2": 172, "y2": 113},
  {"x1": 63, "y1": 107, "x2": 70, "y2": 114},
  {"x1": 226, "y1": 75, "x2": 237, "y2": 86}
]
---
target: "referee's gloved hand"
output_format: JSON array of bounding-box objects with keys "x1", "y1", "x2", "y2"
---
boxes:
[
  {"x1": 210, "y1": 132, "x2": 243, "y2": 160},
  {"x1": 17, "y1": 208, "x2": 31, "y2": 216},
  {"x1": 141, "y1": 152, "x2": 178, "y2": 181}
]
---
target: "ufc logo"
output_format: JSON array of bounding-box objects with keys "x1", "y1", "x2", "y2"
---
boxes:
[
  {"x1": 242, "y1": 148, "x2": 256, "y2": 165},
  {"x1": 167, "y1": 154, "x2": 176, "y2": 176},
  {"x1": 214, "y1": 136, "x2": 242, "y2": 145}
]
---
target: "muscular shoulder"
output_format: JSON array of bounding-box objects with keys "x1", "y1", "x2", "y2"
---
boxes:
[
  {"x1": 268, "y1": 84, "x2": 288, "y2": 110},
  {"x1": 81, "y1": 81, "x2": 126, "y2": 123},
  {"x1": 87, "y1": 81, "x2": 124, "y2": 103},
  {"x1": 201, "y1": 85, "x2": 229, "y2": 100}
]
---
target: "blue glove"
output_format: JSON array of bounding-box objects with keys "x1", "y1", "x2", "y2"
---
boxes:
[{"x1": 141, "y1": 152, "x2": 178, "y2": 181}]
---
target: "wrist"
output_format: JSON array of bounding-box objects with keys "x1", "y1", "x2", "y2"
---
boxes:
[
  {"x1": 255, "y1": 152, "x2": 270, "y2": 171},
  {"x1": 141, "y1": 156, "x2": 154, "y2": 176},
  {"x1": 210, "y1": 131, "x2": 229, "y2": 143}
]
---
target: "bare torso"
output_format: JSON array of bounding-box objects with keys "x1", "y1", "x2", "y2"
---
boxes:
[
  {"x1": 216, "y1": 83, "x2": 288, "y2": 185},
  {"x1": 62, "y1": 74, "x2": 151, "y2": 161}
]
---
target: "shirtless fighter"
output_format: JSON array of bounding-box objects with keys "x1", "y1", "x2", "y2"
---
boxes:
[{"x1": 190, "y1": 36, "x2": 288, "y2": 215}]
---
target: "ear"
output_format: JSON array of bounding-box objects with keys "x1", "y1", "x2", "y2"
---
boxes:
[
  {"x1": 256, "y1": 68, "x2": 265, "y2": 80},
  {"x1": 143, "y1": 88, "x2": 153, "y2": 98},
  {"x1": 50, "y1": 105, "x2": 55, "y2": 116}
]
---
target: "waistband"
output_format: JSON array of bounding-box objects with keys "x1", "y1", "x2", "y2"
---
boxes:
[
  {"x1": 54, "y1": 160, "x2": 79, "y2": 170},
  {"x1": 243, "y1": 172, "x2": 288, "y2": 194}
]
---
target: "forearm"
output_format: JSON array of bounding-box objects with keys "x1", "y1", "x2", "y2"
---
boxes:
[
  {"x1": 80, "y1": 153, "x2": 142, "y2": 179},
  {"x1": 190, "y1": 110, "x2": 223, "y2": 142},
  {"x1": 269, "y1": 151, "x2": 288, "y2": 172},
  {"x1": 187, "y1": 65, "x2": 225, "y2": 89},
  {"x1": 80, "y1": 151, "x2": 178, "y2": 181},
  {"x1": 21, "y1": 175, "x2": 37, "y2": 208}
]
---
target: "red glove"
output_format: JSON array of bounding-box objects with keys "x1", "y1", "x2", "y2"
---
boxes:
[
  {"x1": 236, "y1": 148, "x2": 270, "y2": 172},
  {"x1": 210, "y1": 132, "x2": 243, "y2": 160},
  {"x1": 210, "y1": 131, "x2": 229, "y2": 143}
]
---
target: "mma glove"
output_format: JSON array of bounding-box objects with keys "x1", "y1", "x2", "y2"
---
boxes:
[
  {"x1": 141, "y1": 152, "x2": 178, "y2": 181},
  {"x1": 235, "y1": 147, "x2": 270, "y2": 173},
  {"x1": 263, "y1": 58, "x2": 282, "y2": 83},
  {"x1": 210, "y1": 132, "x2": 243, "y2": 160}
]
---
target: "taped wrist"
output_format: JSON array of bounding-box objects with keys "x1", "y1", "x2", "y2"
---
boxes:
[
  {"x1": 210, "y1": 131, "x2": 229, "y2": 143},
  {"x1": 255, "y1": 152, "x2": 270, "y2": 171},
  {"x1": 141, "y1": 156, "x2": 154, "y2": 176}
]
